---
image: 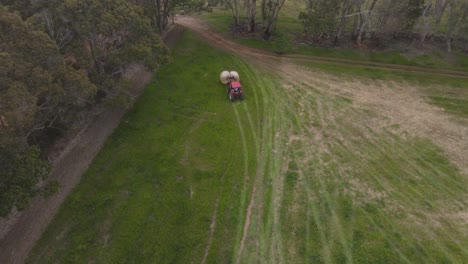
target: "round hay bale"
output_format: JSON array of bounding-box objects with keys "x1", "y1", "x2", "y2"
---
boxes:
[
  {"x1": 220, "y1": 71, "x2": 230, "y2": 84},
  {"x1": 230, "y1": 71, "x2": 240, "y2": 81}
]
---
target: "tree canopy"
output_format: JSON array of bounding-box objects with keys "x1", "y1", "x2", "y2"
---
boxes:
[{"x1": 0, "y1": 0, "x2": 169, "y2": 217}]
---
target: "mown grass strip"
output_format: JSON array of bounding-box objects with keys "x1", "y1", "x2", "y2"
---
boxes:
[{"x1": 28, "y1": 31, "x2": 262, "y2": 264}]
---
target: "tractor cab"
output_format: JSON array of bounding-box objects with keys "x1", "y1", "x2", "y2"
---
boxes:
[{"x1": 220, "y1": 70, "x2": 244, "y2": 102}]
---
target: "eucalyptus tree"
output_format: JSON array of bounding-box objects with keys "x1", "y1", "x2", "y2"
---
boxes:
[
  {"x1": 245, "y1": 0, "x2": 256, "y2": 32},
  {"x1": 261, "y1": 0, "x2": 287, "y2": 39},
  {"x1": 446, "y1": 0, "x2": 468, "y2": 52},
  {"x1": 0, "y1": 7, "x2": 95, "y2": 216}
]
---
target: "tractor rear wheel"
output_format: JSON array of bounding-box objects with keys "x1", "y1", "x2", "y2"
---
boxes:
[{"x1": 229, "y1": 93, "x2": 234, "y2": 102}]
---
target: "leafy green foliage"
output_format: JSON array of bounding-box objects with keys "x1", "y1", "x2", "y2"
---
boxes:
[
  {"x1": 34, "y1": 0, "x2": 169, "y2": 97},
  {"x1": 0, "y1": 6, "x2": 95, "y2": 216},
  {"x1": 404, "y1": 0, "x2": 425, "y2": 30},
  {"x1": 0, "y1": 0, "x2": 172, "y2": 216},
  {"x1": 299, "y1": 0, "x2": 340, "y2": 38},
  {"x1": 0, "y1": 146, "x2": 51, "y2": 216}
]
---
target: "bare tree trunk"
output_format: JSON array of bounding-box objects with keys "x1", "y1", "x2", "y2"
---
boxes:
[
  {"x1": 352, "y1": 14, "x2": 359, "y2": 40},
  {"x1": 246, "y1": 0, "x2": 257, "y2": 32},
  {"x1": 234, "y1": 0, "x2": 239, "y2": 26},
  {"x1": 352, "y1": 0, "x2": 363, "y2": 40},
  {"x1": 335, "y1": 2, "x2": 351, "y2": 46},
  {"x1": 431, "y1": 0, "x2": 449, "y2": 38},
  {"x1": 447, "y1": 37, "x2": 452, "y2": 53},
  {"x1": 261, "y1": 0, "x2": 286, "y2": 39},
  {"x1": 356, "y1": 0, "x2": 378, "y2": 46},
  {"x1": 250, "y1": 0, "x2": 256, "y2": 32},
  {"x1": 420, "y1": 3, "x2": 433, "y2": 47}
]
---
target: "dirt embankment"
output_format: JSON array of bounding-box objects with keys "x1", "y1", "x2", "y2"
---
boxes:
[{"x1": 0, "y1": 25, "x2": 183, "y2": 264}]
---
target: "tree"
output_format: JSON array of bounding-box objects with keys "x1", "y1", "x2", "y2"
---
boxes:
[
  {"x1": 335, "y1": 0, "x2": 354, "y2": 45},
  {"x1": 299, "y1": 0, "x2": 345, "y2": 42},
  {"x1": 0, "y1": 7, "x2": 94, "y2": 216},
  {"x1": 35, "y1": 0, "x2": 169, "y2": 100},
  {"x1": 0, "y1": 145, "x2": 51, "y2": 217},
  {"x1": 245, "y1": 0, "x2": 257, "y2": 32},
  {"x1": 261, "y1": 0, "x2": 287, "y2": 39},
  {"x1": 446, "y1": 0, "x2": 468, "y2": 52},
  {"x1": 222, "y1": 0, "x2": 241, "y2": 26},
  {"x1": 0, "y1": 6, "x2": 96, "y2": 144},
  {"x1": 356, "y1": 0, "x2": 379, "y2": 45},
  {"x1": 130, "y1": 0, "x2": 177, "y2": 33}
]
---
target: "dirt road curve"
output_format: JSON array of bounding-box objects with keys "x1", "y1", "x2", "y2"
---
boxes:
[{"x1": 175, "y1": 16, "x2": 468, "y2": 79}]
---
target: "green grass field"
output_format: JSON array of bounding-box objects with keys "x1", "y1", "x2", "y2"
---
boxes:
[
  {"x1": 28, "y1": 30, "x2": 467, "y2": 263},
  {"x1": 28, "y1": 31, "x2": 265, "y2": 263}
]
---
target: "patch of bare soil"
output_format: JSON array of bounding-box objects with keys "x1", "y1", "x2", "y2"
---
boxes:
[
  {"x1": 0, "y1": 26, "x2": 180, "y2": 264},
  {"x1": 274, "y1": 63, "x2": 468, "y2": 175}
]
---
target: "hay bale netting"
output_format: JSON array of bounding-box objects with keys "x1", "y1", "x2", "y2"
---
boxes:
[
  {"x1": 220, "y1": 71, "x2": 230, "y2": 84},
  {"x1": 230, "y1": 71, "x2": 240, "y2": 81}
]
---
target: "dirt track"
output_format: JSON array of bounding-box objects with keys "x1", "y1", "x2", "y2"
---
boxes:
[{"x1": 176, "y1": 16, "x2": 468, "y2": 79}]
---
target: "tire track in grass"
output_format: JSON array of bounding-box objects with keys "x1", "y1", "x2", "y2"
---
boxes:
[
  {"x1": 329, "y1": 114, "x2": 465, "y2": 261},
  {"x1": 265, "y1": 89, "x2": 286, "y2": 263},
  {"x1": 233, "y1": 57, "x2": 261, "y2": 142},
  {"x1": 235, "y1": 162, "x2": 259, "y2": 264},
  {"x1": 281, "y1": 92, "x2": 318, "y2": 263},
  {"x1": 280, "y1": 83, "x2": 333, "y2": 263},
  {"x1": 354, "y1": 131, "x2": 453, "y2": 211},
  {"x1": 323, "y1": 101, "x2": 447, "y2": 211},
  {"x1": 357, "y1": 208, "x2": 413, "y2": 263},
  {"x1": 365, "y1": 139, "x2": 468, "y2": 261},
  {"x1": 235, "y1": 73, "x2": 285, "y2": 263},
  {"x1": 321, "y1": 114, "x2": 406, "y2": 261},
  {"x1": 323, "y1": 129, "x2": 428, "y2": 260},
  {"x1": 291, "y1": 81, "x2": 404, "y2": 262},
  {"x1": 378, "y1": 138, "x2": 464, "y2": 205},
  {"x1": 303, "y1": 91, "x2": 354, "y2": 263},
  {"x1": 233, "y1": 71, "x2": 273, "y2": 263},
  {"x1": 283, "y1": 84, "x2": 330, "y2": 261},
  {"x1": 252, "y1": 76, "x2": 275, "y2": 263},
  {"x1": 201, "y1": 158, "x2": 232, "y2": 264},
  {"x1": 268, "y1": 79, "x2": 307, "y2": 262},
  {"x1": 260, "y1": 76, "x2": 293, "y2": 263},
  {"x1": 229, "y1": 61, "x2": 264, "y2": 263},
  {"x1": 279, "y1": 64, "x2": 467, "y2": 262},
  {"x1": 286, "y1": 68, "x2": 454, "y2": 262},
  {"x1": 376, "y1": 129, "x2": 467, "y2": 199},
  {"x1": 232, "y1": 103, "x2": 253, "y2": 264}
]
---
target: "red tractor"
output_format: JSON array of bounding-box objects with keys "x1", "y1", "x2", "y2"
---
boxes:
[
  {"x1": 226, "y1": 80, "x2": 244, "y2": 101},
  {"x1": 221, "y1": 71, "x2": 244, "y2": 102}
]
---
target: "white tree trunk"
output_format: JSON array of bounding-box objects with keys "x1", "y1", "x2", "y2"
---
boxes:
[{"x1": 356, "y1": 0, "x2": 378, "y2": 46}]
